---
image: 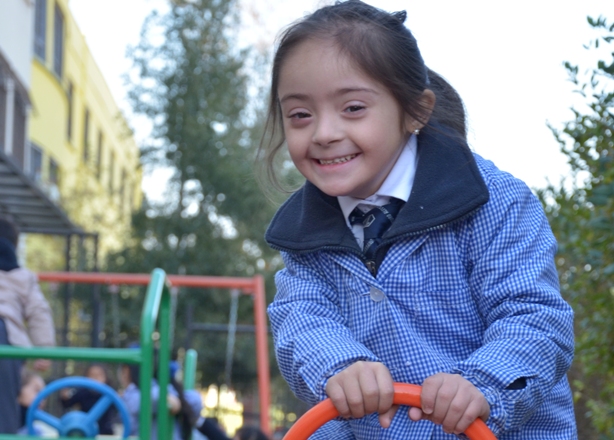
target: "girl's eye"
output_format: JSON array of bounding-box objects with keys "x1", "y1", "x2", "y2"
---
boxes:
[
  {"x1": 345, "y1": 105, "x2": 365, "y2": 113},
  {"x1": 289, "y1": 111, "x2": 310, "y2": 119}
]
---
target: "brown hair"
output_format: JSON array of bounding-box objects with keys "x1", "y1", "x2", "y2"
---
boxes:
[{"x1": 257, "y1": 0, "x2": 467, "y2": 192}]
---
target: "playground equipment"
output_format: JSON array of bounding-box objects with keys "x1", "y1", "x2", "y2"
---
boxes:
[
  {"x1": 283, "y1": 383, "x2": 497, "y2": 440},
  {"x1": 0, "y1": 268, "x2": 270, "y2": 439},
  {"x1": 26, "y1": 377, "x2": 131, "y2": 437}
]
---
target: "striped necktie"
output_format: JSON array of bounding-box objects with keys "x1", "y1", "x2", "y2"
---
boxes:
[{"x1": 349, "y1": 198, "x2": 404, "y2": 261}]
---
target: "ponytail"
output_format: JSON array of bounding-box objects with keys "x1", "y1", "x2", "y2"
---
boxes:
[{"x1": 426, "y1": 68, "x2": 467, "y2": 141}]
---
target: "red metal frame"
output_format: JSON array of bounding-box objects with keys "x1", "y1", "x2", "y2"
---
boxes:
[{"x1": 38, "y1": 271, "x2": 271, "y2": 436}]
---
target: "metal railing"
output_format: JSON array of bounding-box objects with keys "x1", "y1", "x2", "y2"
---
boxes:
[{"x1": 0, "y1": 269, "x2": 270, "y2": 440}]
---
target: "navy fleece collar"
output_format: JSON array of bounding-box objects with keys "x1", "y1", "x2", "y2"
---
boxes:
[
  {"x1": 0, "y1": 238, "x2": 19, "y2": 271},
  {"x1": 265, "y1": 126, "x2": 489, "y2": 254}
]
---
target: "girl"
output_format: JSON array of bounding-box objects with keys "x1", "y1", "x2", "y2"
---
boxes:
[
  {"x1": 17, "y1": 369, "x2": 46, "y2": 434},
  {"x1": 119, "y1": 355, "x2": 203, "y2": 440},
  {"x1": 60, "y1": 364, "x2": 117, "y2": 435},
  {"x1": 261, "y1": 1, "x2": 576, "y2": 439}
]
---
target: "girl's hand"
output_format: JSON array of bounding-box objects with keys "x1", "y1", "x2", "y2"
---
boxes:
[
  {"x1": 59, "y1": 388, "x2": 73, "y2": 400},
  {"x1": 33, "y1": 358, "x2": 51, "y2": 372},
  {"x1": 167, "y1": 395, "x2": 182, "y2": 414},
  {"x1": 408, "y1": 373, "x2": 490, "y2": 435},
  {"x1": 325, "y1": 361, "x2": 397, "y2": 428}
]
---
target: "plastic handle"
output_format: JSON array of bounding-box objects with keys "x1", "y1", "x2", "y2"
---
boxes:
[{"x1": 283, "y1": 383, "x2": 497, "y2": 440}]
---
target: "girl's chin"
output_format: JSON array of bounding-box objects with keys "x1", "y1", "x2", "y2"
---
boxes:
[{"x1": 313, "y1": 183, "x2": 368, "y2": 199}]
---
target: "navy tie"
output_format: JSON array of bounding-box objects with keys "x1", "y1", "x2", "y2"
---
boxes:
[{"x1": 349, "y1": 198, "x2": 404, "y2": 261}]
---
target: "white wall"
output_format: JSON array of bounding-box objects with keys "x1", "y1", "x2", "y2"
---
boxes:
[{"x1": 0, "y1": 0, "x2": 34, "y2": 88}]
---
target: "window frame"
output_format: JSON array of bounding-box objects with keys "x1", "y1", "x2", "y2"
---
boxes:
[
  {"x1": 53, "y1": 2, "x2": 64, "y2": 78},
  {"x1": 34, "y1": 0, "x2": 47, "y2": 61}
]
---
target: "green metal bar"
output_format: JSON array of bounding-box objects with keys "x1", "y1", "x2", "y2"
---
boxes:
[
  {"x1": 184, "y1": 349, "x2": 198, "y2": 390},
  {"x1": 0, "y1": 346, "x2": 142, "y2": 363},
  {"x1": 0, "y1": 268, "x2": 175, "y2": 440},
  {"x1": 157, "y1": 285, "x2": 172, "y2": 440},
  {"x1": 137, "y1": 268, "x2": 168, "y2": 440}
]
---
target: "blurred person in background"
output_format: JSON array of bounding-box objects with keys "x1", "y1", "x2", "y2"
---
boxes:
[
  {"x1": 0, "y1": 217, "x2": 55, "y2": 433},
  {"x1": 60, "y1": 363, "x2": 118, "y2": 435}
]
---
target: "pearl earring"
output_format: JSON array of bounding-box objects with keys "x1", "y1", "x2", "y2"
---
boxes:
[{"x1": 413, "y1": 128, "x2": 420, "y2": 135}]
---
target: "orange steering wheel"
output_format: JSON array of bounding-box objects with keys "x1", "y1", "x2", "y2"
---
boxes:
[{"x1": 283, "y1": 383, "x2": 497, "y2": 440}]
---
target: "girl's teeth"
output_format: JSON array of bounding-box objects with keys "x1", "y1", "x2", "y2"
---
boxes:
[{"x1": 319, "y1": 154, "x2": 356, "y2": 165}]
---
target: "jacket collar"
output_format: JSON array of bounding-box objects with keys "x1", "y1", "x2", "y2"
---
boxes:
[{"x1": 265, "y1": 125, "x2": 489, "y2": 254}]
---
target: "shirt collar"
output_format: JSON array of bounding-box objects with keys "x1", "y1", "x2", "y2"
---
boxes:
[{"x1": 338, "y1": 134, "x2": 418, "y2": 223}]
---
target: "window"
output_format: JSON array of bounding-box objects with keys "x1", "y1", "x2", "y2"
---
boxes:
[
  {"x1": 66, "y1": 82, "x2": 73, "y2": 141},
  {"x1": 120, "y1": 169, "x2": 126, "y2": 213},
  {"x1": 34, "y1": 0, "x2": 46, "y2": 60},
  {"x1": 49, "y1": 158, "x2": 59, "y2": 185},
  {"x1": 53, "y1": 3, "x2": 64, "y2": 77},
  {"x1": 48, "y1": 157, "x2": 60, "y2": 201},
  {"x1": 30, "y1": 144, "x2": 43, "y2": 182},
  {"x1": 11, "y1": 95, "x2": 26, "y2": 168},
  {"x1": 82, "y1": 108, "x2": 89, "y2": 162},
  {"x1": 96, "y1": 130, "x2": 103, "y2": 179},
  {"x1": 0, "y1": 83, "x2": 6, "y2": 151},
  {"x1": 108, "y1": 150, "x2": 115, "y2": 193}
]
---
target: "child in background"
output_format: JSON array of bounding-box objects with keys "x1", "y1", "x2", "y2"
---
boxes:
[
  {"x1": 261, "y1": 1, "x2": 576, "y2": 438},
  {"x1": 17, "y1": 369, "x2": 46, "y2": 433},
  {"x1": 233, "y1": 426, "x2": 269, "y2": 440},
  {"x1": 119, "y1": 358, "x2": 203, "y2": 440},
  {"x1": 0, "y1": 217, "x2": 55, "y2": 433},
  {"x1": 60, "y1": 363, "x2": 117, "y2": 435}
]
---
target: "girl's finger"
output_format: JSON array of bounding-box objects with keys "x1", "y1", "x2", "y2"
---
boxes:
[
  {"x1": 357, "y1": 368, "x2": 381, "y2": 415},
  {"x1": 440, "y1": 391, "x2": 470, "y2": 433},
  {"x1": 374, "y1": 366, "x2": 395, "y2": 415},
  {"x1": 345, "y1": 376, "x2": 368, "y2": 418},
  {"x1": 420, "y1": 375, "x2": 444, "y2": 418},
  {"x1": 327, "y1": 381, "x2": 351, "y2": 418},
  {"x1": 452, "y1": 397, "x2": 484, "y2": 434},
  {"x1": 408, "y1": 406, "x2": 423, "y2": 422},
  {"x1": 430, "y1": 380, "x2": 457, "y2": 426},
  {"x1": 378, "y1": 404, "x2": 398, "y2": 428}
]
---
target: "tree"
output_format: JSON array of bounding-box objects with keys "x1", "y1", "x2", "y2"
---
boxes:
[
  {"x1": 107, "y1": 0, "x2": 283, "y2": 392},
  {"x1": 539, "y1": 16, "x2": 614, "y2": 436}
]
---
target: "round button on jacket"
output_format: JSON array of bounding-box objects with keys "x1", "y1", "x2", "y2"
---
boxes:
[{"x1": 369, "y1": 286, "x2": 385, "y2": 302}]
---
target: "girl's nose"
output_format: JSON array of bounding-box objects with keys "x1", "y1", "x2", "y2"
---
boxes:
[{"x1": 312, "y1": 116, "x2": 341, "y2": 146}]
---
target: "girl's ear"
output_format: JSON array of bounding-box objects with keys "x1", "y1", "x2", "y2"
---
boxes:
[{"x1": 404, "y1": 88, "x2": 436, "y2": 132}]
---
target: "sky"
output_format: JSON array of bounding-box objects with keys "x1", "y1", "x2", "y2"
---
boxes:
[{"x1": 69, "y1": 0, "x2": 614, "y2": 196}]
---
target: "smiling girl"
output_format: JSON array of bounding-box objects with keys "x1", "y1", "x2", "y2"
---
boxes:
[{"x1": 260, "y1": 1, "x2": 576, "y2": 438}]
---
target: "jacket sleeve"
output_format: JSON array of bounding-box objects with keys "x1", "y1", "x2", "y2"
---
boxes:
[
  {"x1": 268, "y1": 252, "x2": 380, "y2": 405},
  {"x1": 22, "y1": 270, "x2": 56, "y2": 347},
  {"x1": 450, "y1": 171, "x2": 574, "y2": 435}
]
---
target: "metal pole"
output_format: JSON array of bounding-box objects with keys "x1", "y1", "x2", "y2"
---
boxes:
[
  {"x1": 61, "y1": 234, "x2": 72, "y2": 347},
  {"x1": 185, "y1": 300, "x2": 193, "y2": 349},
  {"x1": 253, "y1": 275, "x2": 270, "y2": 435},
  {"x1": 91, "y1": 234, "x2": 102, "y2": 347},
  {"x1": 224, "y1": 289, "x2": 239, "y2": 386}
]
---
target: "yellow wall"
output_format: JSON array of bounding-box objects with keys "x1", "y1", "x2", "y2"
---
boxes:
[{"x1": 28, "y1": 0, "x2": 142, "y2": 260}]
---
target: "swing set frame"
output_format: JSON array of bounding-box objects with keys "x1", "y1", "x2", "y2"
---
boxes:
[{"x1": 0, "y1": 269, "x2": 270, "y2": 438}]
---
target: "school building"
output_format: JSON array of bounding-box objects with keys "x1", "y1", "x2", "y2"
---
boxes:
[{"x1": 0, "y1": 0, "x2": 142, "y2": 270}]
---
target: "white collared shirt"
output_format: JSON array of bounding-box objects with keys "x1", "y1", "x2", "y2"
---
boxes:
[{"x1": 338, "y1": 134, "x2": 418, "y2": 248}]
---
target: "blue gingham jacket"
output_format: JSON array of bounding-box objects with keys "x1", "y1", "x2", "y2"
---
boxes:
[{"x1": 266, "y1": 128, "x2": 576, "y2": 439}]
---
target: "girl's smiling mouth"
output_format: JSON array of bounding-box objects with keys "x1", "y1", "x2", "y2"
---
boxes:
[{"x1": 317, "y1": 154, "x2": 358, "y2": 165}]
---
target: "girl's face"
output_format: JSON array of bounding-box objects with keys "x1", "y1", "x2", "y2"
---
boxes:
[
  {"x1": 278, "y1": 39, "x2": 419, "y2": 199},
  {"x1": 18, "y1": 376, "x2": 46, "y2": 407},
  {"x1": 87, "y1": 365, "x2": 107, "y2": 384}
]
